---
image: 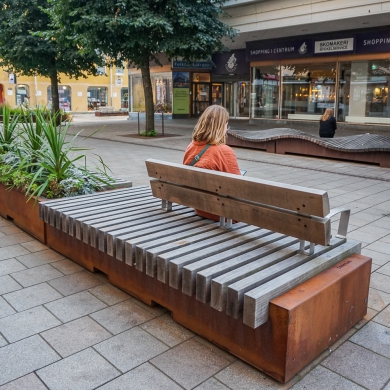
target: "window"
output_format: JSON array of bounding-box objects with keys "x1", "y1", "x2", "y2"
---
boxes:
[
  {"x1": 87, "y1": 87, "x2": 108, "y2": 110},
  {"x1": 47, "y1": 86, "x2": 72, "y2": 111},
  {"x1": 121, "y1": 87, "x2": 129, "y2": 108},
  {"x1": 115, "y1": 67, "x2": 125, "y2": 76},
  {"x1": 96, "y1": 66, "x2": 106, "y2": 76},
  {"x1": 16, "y1": 84, "x2": 30, "y2": 106}
]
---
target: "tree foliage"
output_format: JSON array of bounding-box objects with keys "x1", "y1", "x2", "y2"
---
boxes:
[
  {"x1": 0, "y1": 0, "x2": 103, "y2": 113},
  {"x1": 49, "y1": 0, "x2": 237, "y2": 130}
]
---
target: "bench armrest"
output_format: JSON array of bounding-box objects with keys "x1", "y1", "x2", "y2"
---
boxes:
[{"x1": 326, "y1": 207, "x2": 350, "y2": 238}]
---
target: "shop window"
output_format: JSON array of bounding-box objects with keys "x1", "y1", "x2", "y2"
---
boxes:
[
  {"x1": 193, "y1": 73, "x2": 210, "y2": 82},
  {"x1": 121, "y1": 88, "x2": 129, "y2": 108},
  {"x1": 48, "y1": 86, "x2": 72, "y2": 111},
  {"x1": 340, "y1": 60, "x2": 390, "y2": 123},
  {"x1": 251, "y1": 66, "x2": 279, "y2": 119},
  {"x1": 16, "y1": 84, "x2": 30, "y2": 106},
  {"x1": 87, "y1": 87, "x2": 108, "y2": 110},
  {"x1": 280, "y1": 63, "x2": 336, "y2": 120},
  {"x1": 131, "y1": 75, "x2": 145, "y2": 112},
  {"x1": 151, "y1": 73, "x2": 172, "y2": 112}
]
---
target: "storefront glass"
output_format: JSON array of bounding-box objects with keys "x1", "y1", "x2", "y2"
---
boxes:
[
  {"x1": 87, "y1": 86, "x2": 108, "y2": 110},
  {"x1": 151, "y1": 73, "x2": 172, "y2": 112},
  {"x1": 251, "y1": 66, "x2": 279, "y2": 119},
  {"x1": 339, "y1": 60, "x2": 390, "y2": 123},
  {"x1": 121, "y1": 87, "x2": 129, "y2": 109},
  {"x1": 16, "y1": 85, "x2": 30, "y2": 106},
  {"x1": 47, "y1": 86, "x2": 71, "y2": 111},
  {"x1": 131, "y1": 75, "x2": 145, "y2": 112},
  {"x1": 281, "y1": 63, "x2": 336, "y2": 119}
]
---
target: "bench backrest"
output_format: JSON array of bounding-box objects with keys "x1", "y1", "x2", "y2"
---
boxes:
[{"x1": 146, "y1": 159, "x2": 332, "y2": 246}]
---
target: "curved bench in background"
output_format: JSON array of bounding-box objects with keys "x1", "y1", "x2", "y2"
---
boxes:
[{"x1": 226, "y1": 128, "x2": 390, "y2": 168}]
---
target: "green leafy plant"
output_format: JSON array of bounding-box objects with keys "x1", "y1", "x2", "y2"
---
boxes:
[
  {"x1": 0, "y1": 105, "x2": 20, "y2": 152},
  {"x1": 140, "y1": 129, "x2": 157, "y2": 137}
]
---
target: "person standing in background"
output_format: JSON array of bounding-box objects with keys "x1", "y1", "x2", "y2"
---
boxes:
[{"x1": 319, "y1": 108, "x2": 337, "y2": 138}]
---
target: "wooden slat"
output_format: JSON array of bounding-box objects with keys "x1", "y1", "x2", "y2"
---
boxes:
[
  {"x1": 146, "y1": 159, "x2": 330, "y2": 217},
  {"x1": 168, "y1": 226, "x2": 267, "y2": 289},
  {"x1": 243, "y1": 240, "x2": 361, "y2": 328},
  {"x1": 150, "y1": 181, "x2": 331, "y2": 246},
  {"x1": 195, "y1": 236, "x2": 299, "y2": 304},
  {"x1": 226, "y1": 237, "x2": 347, "y2": 319},
  {"x1": 210, "y1": 241, "x2": 301, "y2": 312}
]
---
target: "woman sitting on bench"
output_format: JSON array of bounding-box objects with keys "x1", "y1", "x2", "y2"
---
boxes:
[{"x1": 183, "y1": 105, "x2": 241, "y2": 220}]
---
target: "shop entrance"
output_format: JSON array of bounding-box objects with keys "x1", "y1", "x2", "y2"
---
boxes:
[
  {"x1": 192, "y1": 83, "x2": 210, "y2": 116},
  {"x1": 224, "y1": 82, "x2": 250, "y2": 118}
]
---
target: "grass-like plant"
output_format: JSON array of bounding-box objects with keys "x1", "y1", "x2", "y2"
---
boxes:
[{"x1": 0, "y1": 105, "x2": 20, "y2": 152}]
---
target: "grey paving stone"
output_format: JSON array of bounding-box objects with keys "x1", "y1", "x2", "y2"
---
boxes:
[
  {"x1": 373, "y1": 305, "x2": 390, "y2": 327},
  {"x1": 45, "y1": 291, "x2": 107, "y2": 322},
  {"x1": 215, "y1": 360, "x2": 290, "y2": 390},
  {"x1": 194, "y1": 378, "x2": 230, "y2": 390},
  {"x1": 50, "y1": 259, "x2": 84, "y2": 275},
  {"x1": 0, "y1": 233, "x2": 35, "y2": 249},
  {"x1": 0, "y1": 335, "x2": 60, "y2": 386},
  {"x1": 350, "y1": 321, "x2": 390, "y2": 359},
  {"x1": 132, "y1": 299, "x2": 168, "y2": 317},
  {"x1": 322, "y1": 341, "x2": 390, "y2": 390},
  {"x1": 0, "y1": 258, "x2": 26, "y2": 276},
  {"x1": 0, "y1": 306, "x2": 61, "y2": 343},
  {"x1": 370, "y1": 272, "x2": 390, "y2": 294},
  {"x1": 362, "y1": 248, "x2": 390, "y2": 266},
  {"x1": 0, "y1": 218, "x2": 11, "y2": 228},
  {"x1": 0, "y1": 334, "x2": 7, "y2": 347},
  {"x1": 377, "y1": 262, "x2": 390, "y2": 277},
  {"x1": 3, "y1": 283, "x2": 63, "y2": 312},
  {"x1": 20, "y1": 241, "x2": 48, "y2": 253},
  {"x1": 88, "y1": 283, "x2": 130, "y2": 305},
  {"x1": 36, "y1": 348, "x2": 119, "y2": 390},
  {"x1": 194, "y1": 336, "x2": 237, "y2": 364},
  {"x1": 140, "y1": 313, "x2": 194, "y2": 347},
  {"x1": 41, "y1": 316, "x2": 111, "y2": 357},
  {"x1": 0, "y1": 373, "x2": 47, "y2": 390},
  {"x1": 47, "y1": 270, "x2": 102, "y2": 296},
  {"x1": 365, "y1": 241, "x2": 390, "y2": 255},
  {"x1": 94, "y1": 327, "x2": 169, "y2": 372},
  {"x1": 150, "y1": 338, "x2": 230, "y2": 390},
  {"x1": 291, "y1": 365, "x2": 364, "y2": 390},
  {"x1": 368, "y1": 288, "x2": 390, "y2": 311},
  {"x1": 372, "y1": 263, "x2": 381, "y2": 272},
  {"x1": 0, "y1": 225, "x2": 23, "y2": 235},
  {"x1": 0, "y1": 275, "x2": 22, "y2": 295},
  {"x1": 354, "y1": 307, "x2": 378, "y2": 330},
  {"x1": 11, "y1": 264, "x2": 63, "y2": 287},
  {"x1": 90, "y1": 300, "x2": 154, "y2": 335},
  {"x1": 0, "y1": 297, "x2": 16, "y2": 319},
  {"x1": 99, "y1": 362, "x2": 182, "y2": 390},
  {"x1": 16, "y1": 249, "x2": 64, "y2": 268}
]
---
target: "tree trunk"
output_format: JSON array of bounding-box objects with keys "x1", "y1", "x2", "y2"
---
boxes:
[
  {"x1": 50, "y1": 71, "x2": 60, "y2": 115},
  {"x1": 140, "y1": 58, "x2": 155, "y2": 132}
]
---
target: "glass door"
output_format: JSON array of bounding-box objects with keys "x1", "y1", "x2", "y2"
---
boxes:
[
  {"x1": 193, "y1": 83, "x2": 210, "y2": 116},
  {"x1": 236, "y1": 82, "x2": 250, "y2": 117},
  {"x1": 225, "y1": 83, "x2": 234, "y2": 116}
]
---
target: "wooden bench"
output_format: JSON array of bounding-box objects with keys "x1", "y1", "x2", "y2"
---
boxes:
[{"x1": 39, "y1": 159, "x2": 371, "y2": 383}]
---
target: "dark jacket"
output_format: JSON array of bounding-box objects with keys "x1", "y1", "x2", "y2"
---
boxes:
[{"x1": 319, "y1": 116, "x2": 337, "y2": 138}]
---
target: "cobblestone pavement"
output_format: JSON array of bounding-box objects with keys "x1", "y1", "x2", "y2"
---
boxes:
[{"x1": 0, "y1": 114, "x2": 389, "y2": 389}]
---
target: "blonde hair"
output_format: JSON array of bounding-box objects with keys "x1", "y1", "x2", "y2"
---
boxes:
[
  {"x1": 192, "y1": 105, "x2": 229, "y2": 145},
  {"x1": 321, "y1": 108, "x2": 334, "y2": 121}
]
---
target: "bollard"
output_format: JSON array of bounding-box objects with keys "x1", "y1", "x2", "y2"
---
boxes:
[{"x1": 137, "y1": 112, "x2": 140, "y2": 135}]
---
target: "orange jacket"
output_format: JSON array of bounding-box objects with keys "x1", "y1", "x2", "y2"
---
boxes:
[{"x1": 183, "y1": 141, "x2": 241, "y2": 220}]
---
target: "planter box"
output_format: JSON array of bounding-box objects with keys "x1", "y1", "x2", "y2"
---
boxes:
[
  {"x1": 128, "y1": 112, "x2": 172, "y2": 120},
  {"x1": 95, "y1": 111, "x2": 128, "y2": 117}
]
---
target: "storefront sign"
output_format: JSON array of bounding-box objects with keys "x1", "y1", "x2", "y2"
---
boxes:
[
  {"x1": 246, "y1": 38, "x2": 313, "y2": 61},
  {"x1": 173, "y1": 72, "x2": 189, "y2": 115},
  {"x1": 172, "y1": 60, "x2": 212, "y2": 69},
  {"x1": 356, "y1": 32, "x2": 390, "y2": 54},
  {"x1": 314, "y1": 38, "x2": 354, "y2": 54},
  {"x1": 211, "y1": 49, "x2": 249, "y2": 75}
]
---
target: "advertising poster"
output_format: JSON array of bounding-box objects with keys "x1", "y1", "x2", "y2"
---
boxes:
[{"x1": 173, "y1": 72, "x2": 189, "y2": 115}]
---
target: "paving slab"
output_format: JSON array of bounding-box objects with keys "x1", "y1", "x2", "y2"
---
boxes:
[
  {"x1": 370, "y1": 272, "x2": 390, "y2": 294},
  {"x1": 88, "y1": 284, "x2": 131, "y2": 306},
  {"x1": 0, "y1": 306, "x2": 61, "y2": 343},
  {"x1": 0, "y1": 373, "x2": 47, "y2": 390},
  {"x1": 0, "y1": 233, "x2": 35, "y2": 249},
  {"x1": 140, "y1": 313, "x2": 195, "y2": 347},
  {"x1": 291, "y1": 365, "x2": 364, "y2": 389},
  {"x1": 376, "y1": 262, "x2": 390, "y2": 277},
  {"x1": 150, "y1": 338, "x2": 231, "y2": 390},
  {"x1": 10, "y1": 264, "x2": 63, "y2": 287},
  {"x1": 368, "y1": 288, "x2": 390, "y2": 311},
  {"x1": 3, "y1": 283, "x2": 63, "y2": 312},
  {"x1": 44, "y1": 291, "x2": 107, "y2": 323},
  {"x1": 0, "y1": 335, "x2": 7, "y2": 347},
  {"x1": 0, "y1": 226, "x2": 24, "y2": 235},
  {"x1": 20, "y1": 241, "x2": 48, "y2": 253},
  {"x1": 90, "y1": 300, "x2": 154, "y2": 334},
  {"x1": 0, "y1": 258, "x2": 26, "y2": 276},
  {"x1": 98, "y1": 362, "x2": 183, "y2": 390},
  {"x1": 50, "y1": 259, "x2": 84, "y2": 275},
  {"x1": 0, "y1": 275, "x2": 22, "y2": 295},
  {"x1": 0, "y1": 335, "x2": 60, "y2": 386},
  {"x1": 0, "y1": 296, "x2": 16, "y2": 320},
  {"x1": 373, "y1": 305, "x2": 390, "y2": 327},
  {"x1": 41, "y1": 316, "x2": 111, "y2": 358},
  {"x1": 322, "y1": 341, "x2": 390, "y2": 390},
  {"x1": 15, "y1": 249, "x2": 64, "y2": 268},
  {"x1": 95, "y1": 327, "x2": 169, "y2": 372},
  {"x1": 194, "y1": 378, "x2": 231, "y2": 390},
  {"x1": 47, "y1": 270, "x2": 103, "y2": 296},
  {"x1": 361, "y1": 248, "x2": 390, "y2": 266},
  {"x1": 36, "y1": 348, "x2": 120, "y2": 390}
]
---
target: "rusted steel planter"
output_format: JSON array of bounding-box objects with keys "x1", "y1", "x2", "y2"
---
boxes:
[
  {"x1": 0, "y1": 183, "x2": 46, "y2": 242},
  {"x1": 44, "y1": 223, "x2": 371, "y2": 383}
]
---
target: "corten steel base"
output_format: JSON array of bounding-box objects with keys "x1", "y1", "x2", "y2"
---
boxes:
[
  {"x1": 0, "y1": 184, "x2": 46, "y2": 242},
  {"x1": 45, "y1": 223, "x2": 371, "y2": 383},
  {"x1": 226, "y1": 135, "x2": 390, "y2": 168}
]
